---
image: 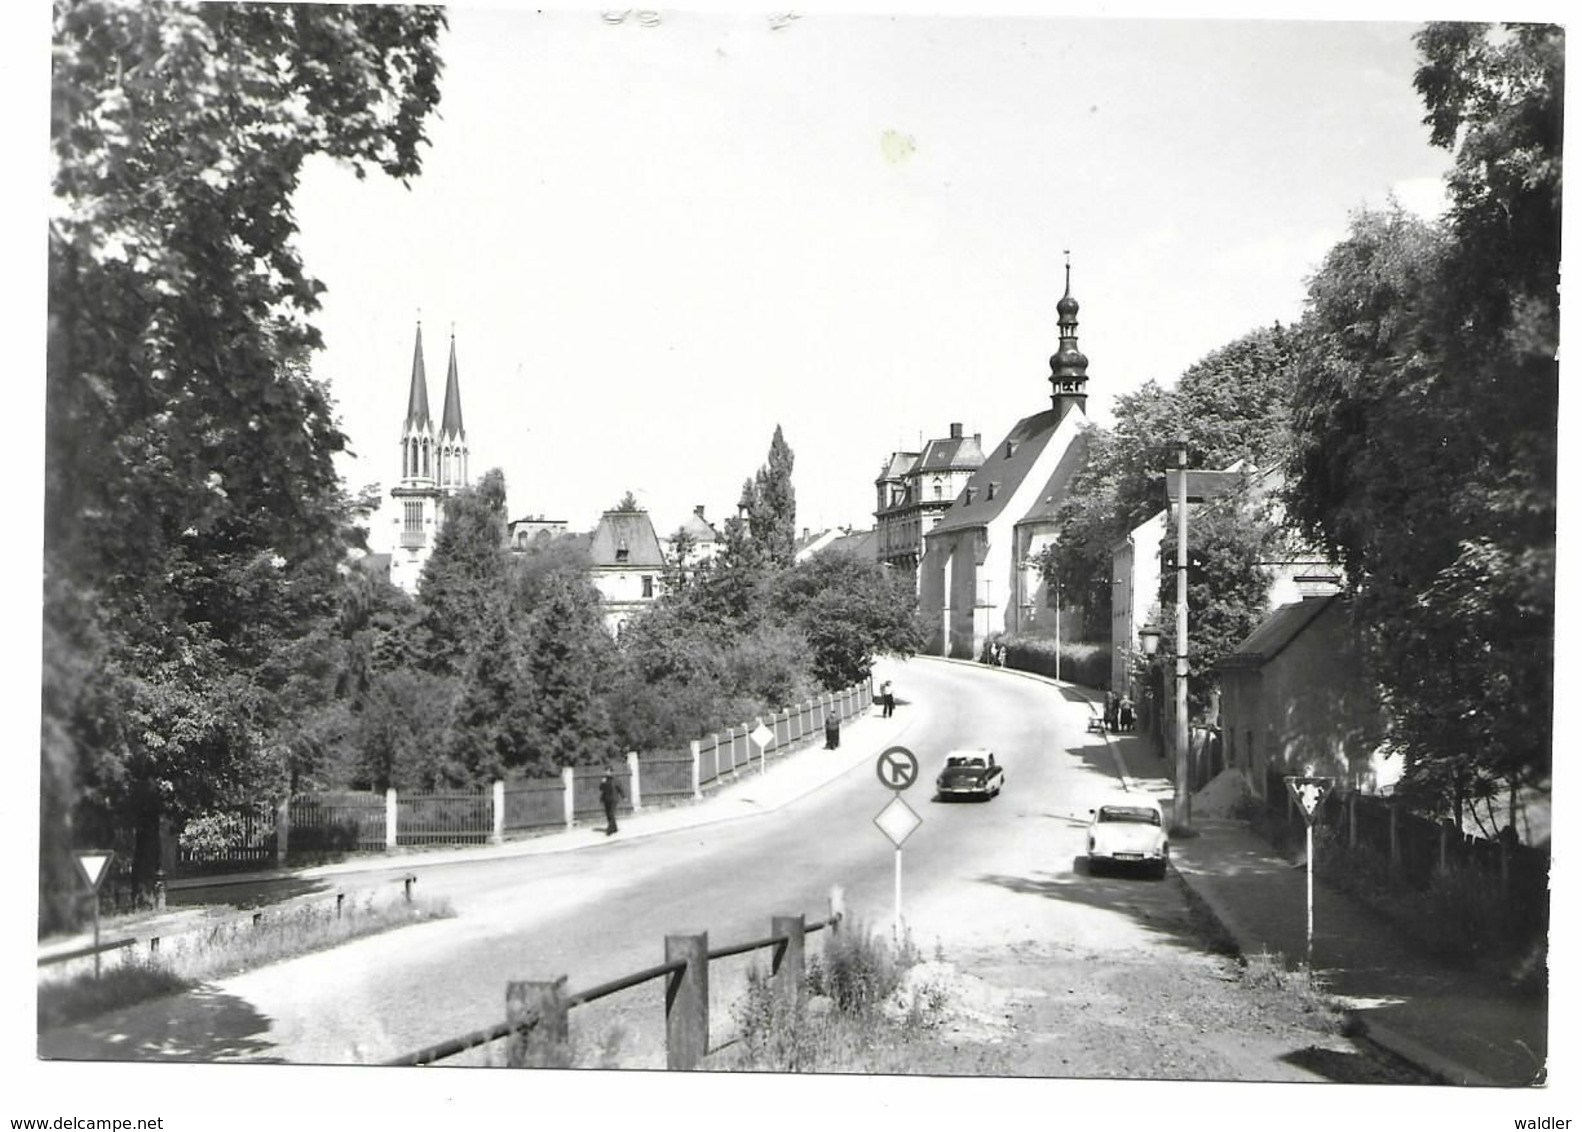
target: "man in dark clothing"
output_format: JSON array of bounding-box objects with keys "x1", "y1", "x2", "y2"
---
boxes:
[
  {"x1": 825, "y1": 712, "x2": 841, "y2": 749},
  {"x1": 880, "y1": 679, "x2": 894, "y2": 718},
  {"x1": 599, "y1": 769, "x2": 623, "y2": 835}
]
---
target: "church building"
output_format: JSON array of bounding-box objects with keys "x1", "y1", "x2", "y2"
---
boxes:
[
  {"x1": 386, "y1": 321, "x2": 470, "y2": 594},
  {"x1": 918, "y1": 266, "x2": 1093, "y2": 659}
]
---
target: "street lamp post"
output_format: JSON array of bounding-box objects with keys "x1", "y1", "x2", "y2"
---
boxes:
[{"x1": 1172, "y1": 439, "x2": 1191, "y2": 833}]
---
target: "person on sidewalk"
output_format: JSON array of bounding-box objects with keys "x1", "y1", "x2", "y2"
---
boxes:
[
  {"x1": 825, "y1": 712, "x2": 841, "y2": 749},
  {"x1": 880, "y1": 679, "x2": 894, "y2": 717},
  {"x1": 599, "y1": 768, "x2": 624, "y2": 835}
]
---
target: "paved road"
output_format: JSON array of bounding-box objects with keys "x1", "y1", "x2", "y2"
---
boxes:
[{"x1": 40, "y1": 661, "x2": 1195, "y2": 1067}]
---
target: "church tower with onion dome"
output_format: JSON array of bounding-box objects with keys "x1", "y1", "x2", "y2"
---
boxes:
[
  {"x1": 388, "y1": 319, "x2": 470, "y2": 594},
  {"x1": 917, "y1": 255, "x2": 1095, "y2": 659}
]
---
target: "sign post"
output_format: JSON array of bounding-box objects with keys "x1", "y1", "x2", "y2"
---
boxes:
[
  {"x1": 74, "y1": 850, "x2": 116, "y2": 980},
  {"x1": 1283, "y1": 776, "x2": 1333, "y2": 970},
  {"x1": 749, "y1": 722, "x2": 774, "y2": 776},
  {"x1": 874, "y1": 746, "x2": 922, "y2": 940}
]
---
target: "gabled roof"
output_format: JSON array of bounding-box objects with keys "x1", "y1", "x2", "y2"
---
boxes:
[
  {"x1": 588, "y1": 510, "x2": 667, "y2": 568},
  {"x1": 440, "y1": 334, "x2": 465, "y2": 438},
  {"x1": 1017, "y1": 430, "x2": 1093, "y2": 523},
  {"x1": 927, "y1": 402, "x2": 1079, "y2": 536},
  {"x1": 914, "y1": 433, "x2": 985, "y2": 475},
  {"x1": 678, "y1": 511, "x2": 720, "y2": 543},
  {"x1": 824, "y1": 528, "x2": 878, "y2": 559},
  {"x1": 405, "y1": 322, "x2": 431, "y2": 430},
  {"x1": 1216, "y1": 595, "x2": 1338, "y2": 670}
]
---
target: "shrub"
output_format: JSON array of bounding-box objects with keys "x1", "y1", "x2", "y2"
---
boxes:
[
  {"x1": 807, "y1": 920, "x2": 921, "y2": 1017},
  {"x1": 999, "y1": 635, "x2": 1110, "y2": 688}
]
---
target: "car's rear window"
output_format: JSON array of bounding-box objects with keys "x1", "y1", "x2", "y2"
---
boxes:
[{"x1": 1098, "y1": 806, "x2": 1160, "y2": 825}]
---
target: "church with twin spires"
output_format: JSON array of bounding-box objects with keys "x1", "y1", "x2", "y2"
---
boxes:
[{"x1": 384, "y1": 320, "x2": 470, "y2": 594}]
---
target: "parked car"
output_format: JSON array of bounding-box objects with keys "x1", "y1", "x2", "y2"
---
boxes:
[
  {"x1": 1086, "y1": 796, "x2": 1169, "y2": 878},
  {"x1": 934, "y1": 749, "x2": 1004, "y2": 801}
]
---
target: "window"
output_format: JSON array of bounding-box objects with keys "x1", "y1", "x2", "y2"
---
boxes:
[
  {"x1": 615, "y1": 541, "x2": 630, "y2": 564},
  {"x1": 404, "y1": 502, "x2": 423, "y2": 533},
  {"x1": 642, "y1": 575, "x2": 654, "y2": 598},
  {"x1": 933, "y1": 478, "x2": 943, "y2": 500}
]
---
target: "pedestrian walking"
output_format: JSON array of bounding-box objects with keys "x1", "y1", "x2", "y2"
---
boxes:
[
  {"x1": 1104, "y1": 689, "x2": 1118, "y2": 731},
  {"x1": 880, "y1": 679, "x2": 894, "y2": 717},
  {"x1": 599, "y1": 768, "x2": 624, "y2": 835},
  {"x1": 825, "y1": 710, "x2": 841, "y2": 749},
  {"x1": 1118, "y1": 696, "x2": 1135, "y2": 732}
]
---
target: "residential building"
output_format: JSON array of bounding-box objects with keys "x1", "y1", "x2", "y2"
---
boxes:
[
  {"x1": 875, "y1": 423, "x2": 986, "y2": 589},
  {"x1": 918, "y1": 266, "x2": 1094, "y2": 659},
  {"x1": 587, "y1": 504, "x2": 668, "y2": 636},
  {"x1": 509, "y1": 515, "x2": 570, "y2": 551}
]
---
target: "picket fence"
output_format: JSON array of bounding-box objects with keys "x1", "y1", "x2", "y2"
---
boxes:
[{"x1": 172, "y1": 681, "x2": 872, "y2": 875}]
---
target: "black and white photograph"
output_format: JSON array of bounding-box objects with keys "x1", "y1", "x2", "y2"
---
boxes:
[{"x1": 12, "y1": 0, "x2": 1568, "y2": 1126}]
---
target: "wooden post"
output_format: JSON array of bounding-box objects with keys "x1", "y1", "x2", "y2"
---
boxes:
[
  {"x1": 385, "y1": 787, "x2": 398, "y2": 851},
  {"x1": 506, "y1": 977, "x2": 568, "y2": 1068},
  {"x1": 275, "y1": 798, "x2": 291, "y2": 866},
  {"x1": 562, "y1": 766, "x2": 576, "y2": 830},
  {"x1": 627, "y1": 751, "x2": 643, "y2": 812},
  {"x1": 770, "y1": 914, "x2": 806, "y2": 1005},
  {"x1": 689, "y1": 740, "x2": 702, "y2": 800},
  {"x1": 1388, "y1": 802, "x2": 1400, "y2": 871},
  {"x1": 665, "y1": 932, "x2": 709, "y2": 1070},
  {"x1": 492, "y1": 781, "x2": 506, "y2": 845}
]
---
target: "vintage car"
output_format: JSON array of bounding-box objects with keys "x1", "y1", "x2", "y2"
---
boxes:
[
  {"x1": 1086, "y1": 796, "x2": 1169, "y2": 878},
  {"x1": 934, "y1": 749, "x2": 1004, "y2": 801}
]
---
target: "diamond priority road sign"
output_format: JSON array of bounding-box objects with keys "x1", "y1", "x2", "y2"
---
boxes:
[
  {"x1": 749, "y1": 723, "x2": 774, "y2": 748},
  {"x1": 874, "y1": 794, "x2": 922, "y2": 848}
]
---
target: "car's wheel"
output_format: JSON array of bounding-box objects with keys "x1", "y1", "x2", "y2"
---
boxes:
[{"x1": 1151, "y1": 859, "x2": 1168, "y2": 880}]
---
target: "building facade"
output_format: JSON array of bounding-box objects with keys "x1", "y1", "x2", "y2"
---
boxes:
[
  {"x1": 919, "y1": 267, "x2": 1093, "y2": 659},
  {"x1": 587, "y1": 504, "x2": 668, "y2": 636},
  {"x1": 386, "y1": 321, "x2": 470, "y2": 594},
  {"x1": 875, "y1": 423, "x2": 986, "y2": 590}
]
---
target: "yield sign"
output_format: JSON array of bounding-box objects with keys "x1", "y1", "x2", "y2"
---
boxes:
[
  {"x1": 75, "y1": 850, "x2": 115, "y2": 892},
  {"x1": 875, "y1": 745, "x2": 919, "y2": 791},
  {"x1": 749, "y1": 723, "x2": 774, "y2": 748},
  {"x1": 874, "y1": 795, "x2": 922, "y2": 848},
  {"x1": 1284, "y1": 776, "x2": 1334, "y2": 826}
]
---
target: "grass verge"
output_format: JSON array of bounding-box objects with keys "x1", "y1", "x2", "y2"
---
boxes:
[{"x1": 39, "y1": 891, "x2": 453, "y2": 1031}]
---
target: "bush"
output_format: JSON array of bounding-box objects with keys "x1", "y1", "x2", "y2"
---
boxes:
[
  {"x1": 808, "y1": 920, "x2": 921, "y2": 1017},
  {"x1": 998, "y1": 635, "x2": 1110, "y2": 688}
]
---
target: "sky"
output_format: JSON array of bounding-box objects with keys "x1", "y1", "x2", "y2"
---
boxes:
[{"x1": 293, "y1": 8, "x2": 1458, "y2": 550}]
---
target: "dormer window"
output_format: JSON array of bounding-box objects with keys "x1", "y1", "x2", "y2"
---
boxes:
[
  {"x1": 987, "y1": 481, "x2": 998, "y2": 500},
  {"x1": 963, "y1": 486, "x2": 976, "y2": 505},
  {"x1": 616, "y1": 540, "x2": 629, "y2": 564},
  {"x1": 1005, "y1": 439, "x2": 1016, "y2": 458}
]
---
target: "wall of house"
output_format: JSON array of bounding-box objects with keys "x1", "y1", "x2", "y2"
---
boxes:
[{"x1": 1220, "y1": 599, "x2": 1399, "y2": 799}]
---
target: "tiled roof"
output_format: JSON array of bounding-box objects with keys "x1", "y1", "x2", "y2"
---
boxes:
[
  {"x1": 878, "y1": 452, "x2": 919, "y2": 481},
  {"x1": 1216, "y1": 595, "x2": 1338, "y2": 670},
  {"x1": 588, "y1": 511, "x2": 667, "y2": 567},
  {"x1": 679, "y1": 512, "x2": 720, "y2": 543},
  {"x1": 1016, "y1": 431, "x2": 1093, "y2": 522},
  {"x1": 824, "y1": 528, "x2": 878, "y2": 559},
  {"x1": 926, "y1": 402, "x2": 1078, "y2": 536},
  {"x1": 915, "y1": 434, "x2": 985, "y2": 474}
]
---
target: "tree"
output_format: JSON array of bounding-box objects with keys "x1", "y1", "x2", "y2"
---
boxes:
[
  {"x1": 521, "y1": 573, "x2": 620, "y2": 772},
  {"x1": 44, "y1": 1, "x2": 447, "y2": 900},
  {"x1": 770, "y1": 552, "x2": 926, "y2": 689},
  {"x1": 1286, "y1": 23, "x2": 1559, "y2": 820},
  {"x1": 413, "y1": 469, "x2": 512, "y2": 676},
  {"x1": 746, "y1": 425, "x2": 797, "y2": 568}
]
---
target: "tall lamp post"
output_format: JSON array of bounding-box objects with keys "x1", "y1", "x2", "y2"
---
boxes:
[{"x1": 1139, "y1": 436, "x2": 1193, "y2": 835}]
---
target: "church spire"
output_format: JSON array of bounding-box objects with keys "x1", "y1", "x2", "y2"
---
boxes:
[
  {"x1": 1048, "y1": 251, "x2": 1090, "y2": 410},
  {"x1": 436, "y1": 327, "x2": 470, "y2": 493},
  {"x1": 405, "y1": 319, "x2": 432, "y2": 431}
]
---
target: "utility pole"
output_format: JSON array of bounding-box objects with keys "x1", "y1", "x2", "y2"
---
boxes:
[{"x1": 1173, "y1": 438, "x2": 1192, "y2": 833}]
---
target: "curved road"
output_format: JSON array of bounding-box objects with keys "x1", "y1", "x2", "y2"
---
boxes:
[{"x1": 44, "y1": 659, "x2": 1186, "y2": 1067}]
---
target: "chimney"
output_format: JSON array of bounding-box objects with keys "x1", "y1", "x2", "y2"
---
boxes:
[
  {"x1": 694, "y1": 504, "x2": 705, "y2": 518},
  {"x1": 950, "y1": 422, "x2": 963, "y2": 439}
]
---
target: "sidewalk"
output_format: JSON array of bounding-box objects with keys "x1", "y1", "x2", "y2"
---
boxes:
[
  {"x1": 41, "y1": 667, "x2": 920, "y2": 962},
  {"x1": 1112, "y1": 731, "x2": 1548, "y2": 1088}
]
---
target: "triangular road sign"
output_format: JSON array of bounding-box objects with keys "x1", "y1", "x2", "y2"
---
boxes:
[
  {"x1": 75, "y1": 850, "x2": 115, "y2": 891},
  {"x1": 1283, "y1": 776, "x2": 1333, "y2": 826}
]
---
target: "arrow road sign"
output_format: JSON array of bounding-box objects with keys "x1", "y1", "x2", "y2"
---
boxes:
[{"x1": 875, "y1": 746, "x2": 919, "y2": 791}]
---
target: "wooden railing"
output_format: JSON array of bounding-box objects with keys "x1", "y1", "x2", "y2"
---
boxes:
[{"x1": 385, "y1": 887, "x2": 845, "y2": 1070}]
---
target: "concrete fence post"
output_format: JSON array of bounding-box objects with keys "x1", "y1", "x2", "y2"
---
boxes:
[
  {"x1": 665, "y1": 932, "x2": 709, "y2": 1070},
  {"x1": 385, "y1": 787, "x2": 398, "y2": 851},
  {"x1": 492, "y1": 781, "x2": 506, "y2": 845},
  {"x1": 689, "y1": 740, "x2": 702, "y2": 800},
  {"x1": 275, "y1": 798, "x2": 291, "y2": 867},
  {"x1": 507, "y1": 976, "x2": 569, "y2": 1068},
  {"x1": 628, "y1": 751, "x2": 643, "y2": 812},
  {"x1": 562, "y1": 766, "x2": 576, "y2": 830},
  {"x1": 828, "y1": 885, "x2": 845, "y2": 933},
  {"x1": 770, "y1": 914, "x2": 806, "y2": 1005}
]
